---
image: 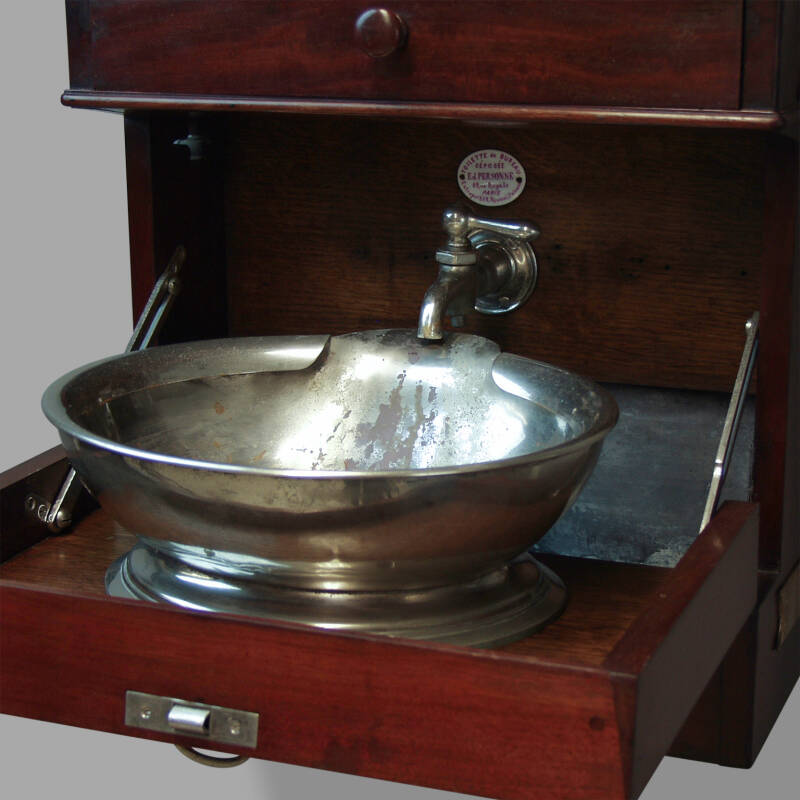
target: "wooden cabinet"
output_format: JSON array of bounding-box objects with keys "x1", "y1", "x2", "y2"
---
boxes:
[{"x1": 2, "y1": 2, "x2": 798, "y2": 798}]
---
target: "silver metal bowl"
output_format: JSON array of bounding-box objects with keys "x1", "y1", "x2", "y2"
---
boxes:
[{"x1": 43, "y1": 330, "x2": 617, "y2": 646}]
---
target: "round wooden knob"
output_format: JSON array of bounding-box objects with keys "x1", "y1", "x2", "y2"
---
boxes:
[{"x1": 354, "y1": 8, "x2": 408, "y2": 58}]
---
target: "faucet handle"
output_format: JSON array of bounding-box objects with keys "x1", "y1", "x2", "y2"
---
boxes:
[
  {"x1": 466, "y1": 213, "x2": 540, "y2": 242},
  {"x1": 442, "y1": 208, "x2": 540, "y2": 247}
]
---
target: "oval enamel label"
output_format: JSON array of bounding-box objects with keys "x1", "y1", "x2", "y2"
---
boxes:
[{"x1": 457, "y1": 149, "x2": 526, "y2": 207}]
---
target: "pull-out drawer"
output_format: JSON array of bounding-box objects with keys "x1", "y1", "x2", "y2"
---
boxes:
[
  {"x1": 67, "y1": 1, "x2": 744, "y2": 109},
  {"x1": 0, "y1": 447, "x2": 759, "y2": 800}
]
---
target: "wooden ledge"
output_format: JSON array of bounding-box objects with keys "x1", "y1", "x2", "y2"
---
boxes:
[{"x1": 61, "y1": 91, "x2": 784, "y2": 130}]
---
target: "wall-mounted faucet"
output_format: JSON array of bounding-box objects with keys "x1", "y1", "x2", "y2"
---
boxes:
[{"x1": 417, "y1": 207, "x2": 540, "y2": 340}]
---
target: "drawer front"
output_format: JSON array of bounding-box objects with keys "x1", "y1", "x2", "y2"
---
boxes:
[
  {"x1": 0, "y1": 502, "x2": 758, "y2": 800},
  {"x1": 71, "y1": 0, "x2": 744, "y2": 109}
]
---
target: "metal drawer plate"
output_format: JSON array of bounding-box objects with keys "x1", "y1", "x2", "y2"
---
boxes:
[{"x1": 125, "y1": 690, "x2": 259, "y2": 748}]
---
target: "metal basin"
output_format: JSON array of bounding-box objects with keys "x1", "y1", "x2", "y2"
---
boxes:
[{"x1": 43, "y1": 330, "x2": 617, "y2": 646}]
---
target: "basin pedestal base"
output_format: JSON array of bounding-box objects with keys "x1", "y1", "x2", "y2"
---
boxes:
[{"x1": 106, "y1": 544, "x2": 566, "y2": 648}]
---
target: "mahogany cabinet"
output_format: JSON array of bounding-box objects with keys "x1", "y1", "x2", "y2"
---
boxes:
[{"x1": 1, "y1": 2, "x2": 799, "y2": 798}]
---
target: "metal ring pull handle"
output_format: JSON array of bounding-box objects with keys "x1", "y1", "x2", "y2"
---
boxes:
[
  {"x1": 125, "y1": 693, "x2": 259, "y2": 768},
  {"x1": 175, "y1": 744, "x2": 250, "y2": 768}
]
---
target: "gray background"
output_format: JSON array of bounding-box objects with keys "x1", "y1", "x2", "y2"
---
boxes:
[{"x1": 1, "y1": 2, "x2": 797, "y2": 797}]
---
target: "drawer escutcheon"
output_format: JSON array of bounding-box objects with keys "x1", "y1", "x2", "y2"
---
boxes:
[{"x1": 124, "y1": 690, "x2": 259, "y2": 748}]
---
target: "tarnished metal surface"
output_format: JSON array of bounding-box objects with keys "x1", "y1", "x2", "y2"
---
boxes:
[
  {"x1": 700, "y1": 312, "x2": 758, "y2": 531},
  {"x1": 535, "y1": 383, "x2": 755, "y2": 567},
  {"x1": 107, "y1": 551, "x2": 568, "y2": 648},
  {"x1": 125, "y1": 691, "x2": 258, "y2": 749},
  {"x1": 42, "y1": 330, "x2": 616, "y2": 645}
]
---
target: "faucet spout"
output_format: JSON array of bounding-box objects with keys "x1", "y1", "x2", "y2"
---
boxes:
[{"x1": 417, "y1": 268, "x2": 476, "y2": 340}]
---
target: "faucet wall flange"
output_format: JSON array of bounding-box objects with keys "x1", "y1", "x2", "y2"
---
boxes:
[{"x1": 471, "y1": 229, "x2": 538, "y2": 316}]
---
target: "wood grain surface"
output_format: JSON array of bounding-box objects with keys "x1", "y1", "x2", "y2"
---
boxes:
[
  {"x1": 224, "y1": 115, "x2": 765, "y2": 392},
  {"x1": 124, "y1": 115, "x2": 158, "y2": 322},
  {"x1": 62, "y1": 93, "x2": 785, "y2": 129},
  {"x1": 740, "y1": 0, "x2": 781, "y2": 110},
  {"x1": 0, "y1": 500, "x2": 757, "y2": 799},
  {"x1": 606, "y1": 502, "x2": 759, "y2": 796},
  {"x1": 125, "y1": 114, "x2": 229, "y2": 341},
  {"x1": 0, "y1": 579, "x2": 628, "y2": 800},
  {"x1": 0, "y1": 447, "x2": 71, "y2": 563},
  {"x1": 67, "y1": 0, "x2": 744, "y2": 110},
  {"x1": 754, "y1": 135, "x2": 798, "y2": 571}
]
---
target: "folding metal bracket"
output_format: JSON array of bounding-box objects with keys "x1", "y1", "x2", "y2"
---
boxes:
[
  {"x1": 125, "y1": 691, "x2": 259, "y2": 749},
  {"x1": 700, "y1": 312, "x2": 759, "y2": 532},
  {"x1": 26, "y1": 247, "x2": 186, "y2": 533}
]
